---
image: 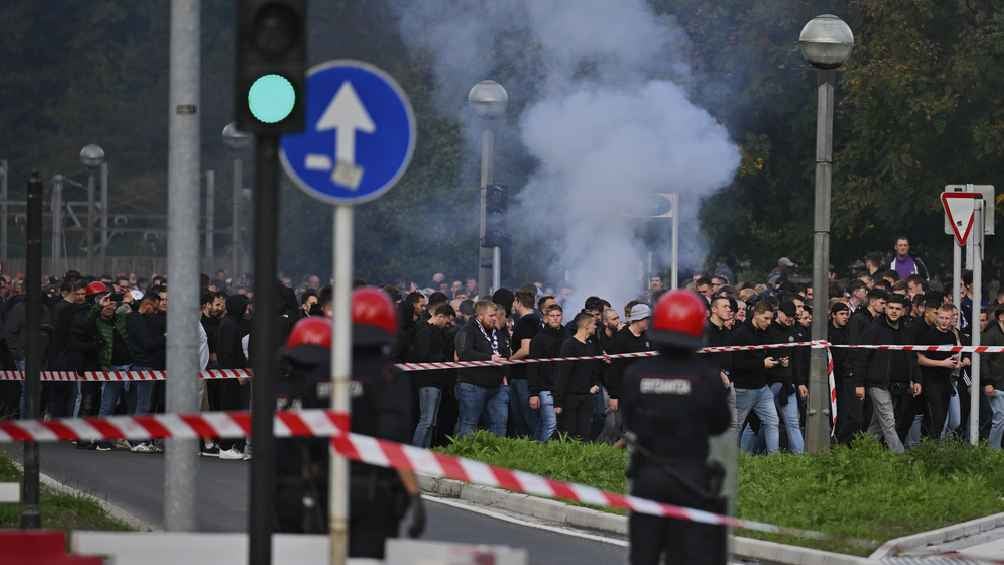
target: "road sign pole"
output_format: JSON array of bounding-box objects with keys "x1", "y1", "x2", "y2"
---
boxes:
[
  {"x1": 970, "y1": 200, "x2": 984, "y2": 446},
  {"x1": 329, "y1": 205, "x2": 353, "y2": 565},
  {"x1": 249, "y1": 135, "x2": 280, "y2": 565},
  {"x1": 164, "y1": 0, "x2": 201, "y2": 533},
  {"x1": 953, "y1": 239, "x2": 962, "y2": 314},
  {"x1": 20, "y1": 172, "x2": 43, "y2": 529}
]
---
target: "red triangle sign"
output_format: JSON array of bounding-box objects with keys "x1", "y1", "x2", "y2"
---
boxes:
[{"x1": 941, "y1": 192, "x2": 979, "y2": 246}]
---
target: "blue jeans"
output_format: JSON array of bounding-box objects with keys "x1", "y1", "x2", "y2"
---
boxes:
[
  {"x1": 735, "y1": 386, "x2": 779, "y2": 454},
  {"x1": 944, "y1": 381, "x2": 961, "y2": 438},
  {"x1": 131, "y1": 366, "x2": 156, "y2": 416},
  {"x1": 508, "y1": 379, "x2": 538, "y2": 439},
  {"x1": 989, "y1": 389, "x2": 1004, "y2": 449},
  {"x1": 99, "y1": 364, "x2": 133, "y2": 417},
  {"x1": 534, "y1": 391, "x2": 557, "y2": 442},
  {"x1": 412, "y1": 386, "x2": 442, "y2": 448},
  {"x1": 455, "y1": 382, "x2": 509, "y2": 437}
]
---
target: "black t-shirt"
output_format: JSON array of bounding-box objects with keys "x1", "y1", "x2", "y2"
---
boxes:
[
  {"x1": 920, "y1": 326, "x2": 957, "y2": 383},
  {"x1": 510, "y1": 312, "x2": 541, "y2": 380}
]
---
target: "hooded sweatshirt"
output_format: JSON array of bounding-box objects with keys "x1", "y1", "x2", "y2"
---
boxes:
[{"x1": 218, "y1": 295, "x2": 250, "y2": 369}]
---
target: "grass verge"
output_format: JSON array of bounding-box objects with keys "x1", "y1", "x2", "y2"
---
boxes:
[
  {"x1": 442, "y1": 432, "x2": 1004, "y2": 556},
  {"x1": 0, "y1": 451, "x2": 131, "y2": 531}
]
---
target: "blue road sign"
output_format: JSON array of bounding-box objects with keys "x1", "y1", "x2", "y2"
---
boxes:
[{"x1": 280, "y1": 60, "x2": 415, "y2": 205}]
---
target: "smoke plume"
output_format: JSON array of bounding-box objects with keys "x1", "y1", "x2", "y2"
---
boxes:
[{"x1": 393, "y1": 0, "x2": 740, "y2": 306}]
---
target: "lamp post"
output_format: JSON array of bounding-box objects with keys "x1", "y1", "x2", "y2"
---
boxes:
[
  {"x1": 223, "y1": 122, "x2": 250, "y2": 284},
  {"x1": 799, "y1": 14, "x2": 854, "y2": 453},
  {"x1": 468, "y1": 80, "x2": 508, "y2": 296},
  {"x1": 80, "y1": 144, "x2": 105, "y2": 274}
]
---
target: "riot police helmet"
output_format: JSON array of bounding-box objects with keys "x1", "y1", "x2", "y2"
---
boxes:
[{"x1": 648, "y1": 290, "x2": 707, "y2": 349}]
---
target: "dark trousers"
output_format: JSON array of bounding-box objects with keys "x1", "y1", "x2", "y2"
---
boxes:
[
  {"x1": 924, "y1": 376, "x2": 951, "y2": 440},
  {"x1": 629, "y1": 465, "x2": 726, "y2": 565},
  {"x1": 45, "y1": 382, "x2": 76, "y2": 418},
  {"x1": 835, "y1": 378, "x2": 866, "y2": 444},
  {"x1": 558, "y1": 393, "x2": 592, "y2": 440},
  {"x1": 349, "y1": 473, "x2": 408, "y2": 559},
  {"x1": 79, "y1": 382, "x2": 102, "y2": 417},
  {"x1": 215, "y1": 378, "x2": 249, "y2": 451}
]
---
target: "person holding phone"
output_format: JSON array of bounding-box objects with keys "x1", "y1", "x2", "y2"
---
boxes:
[{"x1": 918, "y1": 303, "x2": 967, "y2": 440}]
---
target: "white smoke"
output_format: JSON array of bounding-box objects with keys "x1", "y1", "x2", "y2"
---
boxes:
[{"x1": 393, "y1": 0, "x2": 740, "y2": 308}]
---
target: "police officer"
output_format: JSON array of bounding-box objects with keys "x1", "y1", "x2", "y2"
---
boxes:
[
  {"x1": 621, "y1": 290, "x2": 731, "y2": 565},
  {"x1": 275, "y1": 287, "x2": 425, "y2": 559}
]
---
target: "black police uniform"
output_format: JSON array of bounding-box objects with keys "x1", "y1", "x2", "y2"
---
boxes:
[
  {"x1": 622, "y1": 348, "x2": 731, "y2": 565},
  {"x1": 274, "y1": 343, "x2": 413, "y2": 559}
]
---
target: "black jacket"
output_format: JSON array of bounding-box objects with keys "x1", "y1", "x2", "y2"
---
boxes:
[
  {"x1": 411, "y1": 321, "x2": 451, "y2": 389},
  {"x1": 603, "y1": 326, "x2": 651, "y2": 399},
  {"x1": 457, "y1": 318, "x2": 505, "y2": 387},
  {"x1": 766, "y1": 321, "x2": 795, "y2": 387},
  {"x1": 527, "y1": 325, "x2": 568, "y2": 395},
  {"x1": 217, "y1": 295, "x2": 250, "y2": 370},
  {"x1": 730, "y1": 322, "x2": 776, "y2": 390},
  {"x1": 703, "y1": 321, "x2": 732, "y2": 380},
  {"x1": 555, "y1": 336, "x2": 601, "y2": 407},
  {"x1": 828, "y1": 323, "x2": 856, "y2": 386},
  {"x1": 126, "y1": 310, "x2": 166, "y2": 369},
  {"x1": 853, "y1": 315, "x2": 915, "y2": 389},
  {"x1": 791, "y1": 324, "x2": 811, "y2": 388}
]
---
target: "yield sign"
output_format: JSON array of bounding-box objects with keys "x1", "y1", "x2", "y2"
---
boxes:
[{"x1": 942, "y1": 192, "x2": 980, "y2": 246}]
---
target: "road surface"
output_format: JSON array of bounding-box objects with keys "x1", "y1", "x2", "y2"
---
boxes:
[{"x1": 4, "y1": 444, "x2": 626, "y2": 565}]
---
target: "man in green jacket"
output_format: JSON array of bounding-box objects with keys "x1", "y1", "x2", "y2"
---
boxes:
[
  {"x1": 981, "y1": 304, "x2": 1004, "y2": 449},
  {"x1": 95, "y1": 294, "x2": 133, "y2": 451}
]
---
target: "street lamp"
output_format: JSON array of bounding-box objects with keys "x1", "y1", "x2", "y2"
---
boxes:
[
  {"x1": 468, "y1": 80, "x2": 509, "y2": 295},
  {"x1": 799, "y1": 14, "x2": 854, "y2": 454},
  {"x1": 80, "y1": 144, "x2": 106, "y2": 275},
  {"x1": 222, "y1": 122, "x2": 251, "y2": 283}
]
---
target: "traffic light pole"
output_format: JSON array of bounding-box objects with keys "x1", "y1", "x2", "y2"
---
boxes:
[
  {"x1": 250, "y1": 134, "x2": 280, "y2": 565},
  {"x1": 20, "y1": 172, "x2": 42, "y2": 529}
]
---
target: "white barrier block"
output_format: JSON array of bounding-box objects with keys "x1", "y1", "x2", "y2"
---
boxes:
[{"x1": 0, "y1": 482, "x2": 19, "y2": 503}]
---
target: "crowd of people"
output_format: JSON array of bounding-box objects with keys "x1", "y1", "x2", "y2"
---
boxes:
[{"x1": 0, "y1": 235, "x2": 1002, "y2": 457}]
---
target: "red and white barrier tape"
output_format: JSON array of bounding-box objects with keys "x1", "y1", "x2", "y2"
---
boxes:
[
  {"x1": 827, "y1": 343, "x2": 1004, "y2": 353},
  {"x1": 0, "y1": 409, "x2": 873, "y2": 547},
  {"x1": 0, "y1": 369, "x2": 253, "y2": 382}
]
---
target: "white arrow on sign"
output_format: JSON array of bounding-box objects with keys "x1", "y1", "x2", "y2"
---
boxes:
[
  {"x1": 942, "y1": 192, "x2": 979, "y2": 246},
  {"x1": 305, "y1": 81, "x2": 376, "y2": 189}
]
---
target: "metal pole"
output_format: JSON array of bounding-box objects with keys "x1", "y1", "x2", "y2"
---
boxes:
[
  {"x1": 250, "y1": 135, "x2": 280, "y2": 565},
  {"x1": 100, "y1": 162, "x2": 108, "y2": 273},
  {"x1": 953, "y1": 236, "x2": 962, "y2": 310},
  {"x1": 670, "y1": 193, "x2": 679, "y2": 290},
  {"x1": 20, "y1": 172, "x2": 43, "y2": 529},
  {"x1": 478, "y1": 128, "x2": 494, "y2": 297},
  {"x1": 205, "y1": 169, "x2": 214, "y2": 268},
  {"x1": 86, "y1": 171, "x2": 95, "y2": 274},
  {"x1": 164, "y1": 0, "x2": 201, "y2": 532},
  {"x1": 1, "y1": 160, "x2": 8, "y2": 267},
  {"x1": 329, "y1": 205, "x2": 353, "y2": 565},
  {"x1": 807, "y1": 69, "x2": 835, "y2": 453},
  {"x1": 492, "y1": 246, "x2": 501, "y2": 292},
  {"x1": 51, "y1": 176, "x2": 63, "y2": 274},
  {"x1": 233, "y1": 158, "x2": 241, "y2": 282},
  {"x1": 970, "y1": 200, "x2": 983, "y2": 445}
]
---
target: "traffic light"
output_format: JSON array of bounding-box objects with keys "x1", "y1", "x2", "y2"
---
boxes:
[
  {"x1": 235, "y1": 0, "x2": 306, "y2": 133},
  {"x1": 484, "y1": 184, "x2": 508, "y2": 248}
]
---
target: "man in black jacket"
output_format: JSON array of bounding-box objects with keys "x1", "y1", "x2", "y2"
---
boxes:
[
  {"x1": 600, "y1": 304, "x2": 653, "y2": 443},
  {"x1": 556, "y1": 312, "x2": 602, "y2": 440},
  {"x1": 829, "y1": 302, "x2": 863, "y2": 444},
  {"x1": 705, "y1": 296, "x2": 735, "y2": 429},
  {"x1": 410, "y1": 303, "x2": 454, "y2": 447},
  {"x1": 731, "y1": 302, "x2": 780, "y2": 454},
  {"x1": 527, "y1": 304, "x2": 568, "y2": 442},
  {"x1": 855, "y1": 294, "x2": 917, "y2": 453},
  {"x1": 455, "y1": 300, "x2": 509, "y2": 437},
  {"x1": 211, "y1": 294, "x2": 250, "y2": 459}
]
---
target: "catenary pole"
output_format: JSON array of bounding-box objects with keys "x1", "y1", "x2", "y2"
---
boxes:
[
  {"x1": 20, "y1": 172, "x2": 43, "y2": 528},
  {"x1": 164, "y1": 0, "x2": 201, "y2": 531}
]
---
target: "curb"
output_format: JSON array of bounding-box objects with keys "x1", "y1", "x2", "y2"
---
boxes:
[
  {"x1": 869, "y1": 511, "x2": 1004, "y2": 559},
  {"x1": 419, "y1": 475, "x2": 873, "y2": 565},
  {"x1": 9, "y1": 458, "x2": 157, "y2": 532}
]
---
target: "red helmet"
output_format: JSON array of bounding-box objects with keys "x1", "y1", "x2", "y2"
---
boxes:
[
  {"x1": 283, "y1": 316, "x2": 331, "y2": 365},
  {"x1": 648, "y1": 290, "x2": 707, "y2": 349},
  {"x1": 352, "y1": 287, "x2": 398, "y2": 345},
  {"x1": 85, "y1": 281, "x2": 108, "y2": 297}
]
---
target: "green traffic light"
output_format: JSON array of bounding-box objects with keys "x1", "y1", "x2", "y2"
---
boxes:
[{"x1": 248, "y1": 74, "x2": 296, "y2": 124}]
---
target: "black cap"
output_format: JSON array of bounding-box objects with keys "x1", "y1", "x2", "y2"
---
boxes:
[{"x1": 779, "y1": 301, "x2": 797, "y2": 318}]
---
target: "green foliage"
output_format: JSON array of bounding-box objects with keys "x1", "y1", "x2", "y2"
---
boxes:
[
  {"x1": 0, "y1": 452, "x2": 131, "y2": 531},
  {"x1": 442, "y1": 433, "x2": 1004, "y2": 556}
]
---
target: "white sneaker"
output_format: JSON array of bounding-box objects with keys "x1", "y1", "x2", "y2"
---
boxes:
[
  {"x1": 243, "y1": 446, "x2": 253, "y2": 461},
  {"x1": 130, "y1": 442, "x2": 154, "y2": 454},
  {"x1": 218, "y1": 447, "x2": 244, "y2": 461}
]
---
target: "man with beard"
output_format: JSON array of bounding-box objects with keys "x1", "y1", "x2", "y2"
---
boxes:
[
  {"x1": 602, "y1": 304, "x2": 653, "y2": 441},
  {"x1": 210, "y1": 294, "x2": 250, "y2": 459},
  {"x1": 508, "y1": 290, "x2": 541, "y2": 438}
]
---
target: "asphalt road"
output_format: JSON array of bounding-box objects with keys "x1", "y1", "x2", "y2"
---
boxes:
[{"x1": 4, "y1": 444, "x2": 626, "y2": 565}]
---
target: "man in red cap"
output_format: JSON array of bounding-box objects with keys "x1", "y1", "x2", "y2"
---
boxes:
[
  {"x1": 275, "y1": 288, "x2": 424, "y2": 559},
  {"x1": 621, "y1": 290, "x2": 730, "y2": 565}
]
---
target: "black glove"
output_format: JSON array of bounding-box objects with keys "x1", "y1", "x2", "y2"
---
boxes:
[{"x1": 407, "y1": 494, "x2": 426, "y2": 538}]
